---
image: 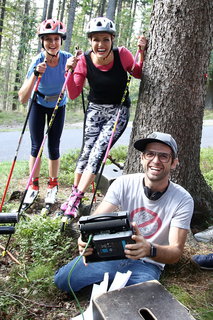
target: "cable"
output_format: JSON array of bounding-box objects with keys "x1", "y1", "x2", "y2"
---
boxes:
[{"x1": 67, "y1": 234, "x2": 93, "y2": 320}]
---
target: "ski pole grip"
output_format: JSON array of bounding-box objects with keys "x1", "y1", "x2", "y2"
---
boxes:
[
  {"x1": 0, "y1": 212, "x2": 19, "y2": 223},
  {"x1": 0, "y1": 226, "x2": 16, "y2": 234}
]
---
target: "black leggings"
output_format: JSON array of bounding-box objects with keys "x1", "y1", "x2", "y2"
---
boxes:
[{"x1": 28, "y1": 102, "x2": 65, "y2": 160}]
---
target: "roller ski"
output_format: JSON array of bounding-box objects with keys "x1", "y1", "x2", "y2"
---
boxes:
[
  {"x1": 60, "y1": 186, "x2": 84, "y2": 232},
  {"x1": 21, "y1": 178, "x2": 39, "y2": 212},
  {"x1": 41, "y1": 178, "x2": 58, "y2": 215}
]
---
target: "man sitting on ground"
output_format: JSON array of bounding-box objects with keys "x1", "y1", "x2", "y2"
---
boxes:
[{"x1": 54, "y1": 132, "x2": 194, "y2": 293}]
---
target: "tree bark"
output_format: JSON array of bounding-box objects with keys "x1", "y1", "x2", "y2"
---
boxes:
[
  {"x1": 37, "y1": 0, "x2": 48, "y2": 53},
  {"x1": 64, "y1": 0, "x2": 77, "y2": 53},
  {"x1": 0, "y1": 0, "x2": 6, "y2": 52},
  {"x1": 106, "y1": 0, "x2": 117, "y2": 21},
  {"x1": 47, "y1": 0, "x2": 54, "y2": 19},
  {"x1": 124, "y1": 0, "x2": 213, "y2": 224},
  {"x1": 12, "y1": 0, "x2": 30, "y2": 110}
]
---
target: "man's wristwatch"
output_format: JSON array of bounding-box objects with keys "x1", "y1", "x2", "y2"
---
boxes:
[
  {"x1": 34, "y1": 67, "x2": 40, "y2": 77},
  {"x1": 149, "y1": 243, "x2": 157, "y2": 257}
]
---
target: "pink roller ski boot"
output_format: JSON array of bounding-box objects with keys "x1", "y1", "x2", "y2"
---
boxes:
[
  {"x1": 60, "y1": 185, "x2": 78, "y2": 211},
  {"x1": 64, "y1": 189, "x2": 84, "y2": 218}
]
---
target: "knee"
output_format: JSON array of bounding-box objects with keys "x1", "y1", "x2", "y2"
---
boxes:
[
  {"x1": 49, "y1": 148, "x2": 60, "y2": 160},
  {"x1": 54, "y1": 267, "x2": 70, "y2": 293},
  {"x1": 31, "y1": 146, "x2": 40, "y2": 158}
]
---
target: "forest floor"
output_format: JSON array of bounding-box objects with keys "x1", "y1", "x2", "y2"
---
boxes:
[
  {"x1": 0, "y1": 113, "x2": 213, "y2": 319},
  {"x1": 0, "y1": 180, "x2": 213, "y2": 320}
]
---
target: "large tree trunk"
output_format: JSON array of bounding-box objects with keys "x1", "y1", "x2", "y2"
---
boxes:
[{"x1": 124, "y1": 0, "x2": 213, "y2": 224}]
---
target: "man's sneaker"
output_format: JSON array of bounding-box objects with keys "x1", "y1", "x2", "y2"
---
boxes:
[
  {"x1": 60, "y1": 185, "x2": 78, "y2": 211},
  {"x1": 194, "y1": 226, "x2": 213, "y2": 243},
  {"x1": 191, "y1": 253, "x2": 213, "y2": 270},
  {"x1": 45, "y1": 178, "x2": 58, "y2": 204},
  {"x1": 64, "y1": 190, "x2": 84, "y2": 218},
  {"x1": 22, "y1": 178, "x2": 39, "y2": 207}
]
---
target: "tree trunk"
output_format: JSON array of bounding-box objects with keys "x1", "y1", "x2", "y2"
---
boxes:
[
  {"x1": 106, "y1": 0, "x2": 117, "y2": 21},
  {"x1": 47, "y1": 0, "x2": 54, "y2": 19},
  {"x1": 64, "y1": 0, "x2": 77, "y2": 53},
  {"x1": 59, "y1": 0, "x2": 66, "y2": 22},
  {"x1": 124, "y1": 0, "x2": 213, "y2": 224},
  {"x1": 37, "y1": 0, "x2": 48, "y2": 53},
  {"x1": 0, "y1": 0, "x2": 6, "y2": 52},
  {"x1": 96, "y1": 0, "x2": 106, "y2": 17},
  {"x1": 205, "y1": 79, "x2": 213, "y2": 109},
  {"x1": 12, "y1": 0, "x2": 30, "y2": 110}
]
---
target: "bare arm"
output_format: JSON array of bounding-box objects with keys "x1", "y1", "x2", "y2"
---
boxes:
[
  {"x1": 93, "y1": 200, "x2": 118, "y2": 215},
  {"x1": 18, "y1": 73, "x2": 38, "y2": 104},
  {"x1": 125, "y1": 224, "x2": 188, "y2": 264},
  {"x1": 18, "y1": 61, "x2": 46, "y2": 104}
]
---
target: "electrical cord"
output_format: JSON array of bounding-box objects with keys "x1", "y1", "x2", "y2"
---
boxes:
[{"x1": 67, "y1": 234, "x2": 93, "y2": 320}]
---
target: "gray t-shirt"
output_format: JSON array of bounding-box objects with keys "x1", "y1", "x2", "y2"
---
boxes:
[{"x1": 104, "y1": 173, "x2": 194, "y2": 269}]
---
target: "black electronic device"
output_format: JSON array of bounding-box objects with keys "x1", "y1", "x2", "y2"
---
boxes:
[
  {"x1": 0, "y1": 212, "x2": 19, "y2": 235},
  {"x1": 78, "y1": 211, "x2": 135, "y2": 263}
]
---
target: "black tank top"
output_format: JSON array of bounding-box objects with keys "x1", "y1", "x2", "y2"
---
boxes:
[{"x1": 85, "y1": 48, "x2": 130, "y2": 106}]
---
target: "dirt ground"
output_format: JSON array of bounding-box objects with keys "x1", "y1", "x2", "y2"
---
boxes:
[{"x1": 0, "y1": 181, "x2": 213, "y2": 320}]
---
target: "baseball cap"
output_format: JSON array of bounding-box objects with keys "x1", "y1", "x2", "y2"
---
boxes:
[{"x1": 134, "y1": 132, "x2": 178, "y2": 157}]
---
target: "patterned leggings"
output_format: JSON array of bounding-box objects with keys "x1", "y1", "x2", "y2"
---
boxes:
[{"x1": 76, "y1": 102, "x2": 129, "y2": 175}]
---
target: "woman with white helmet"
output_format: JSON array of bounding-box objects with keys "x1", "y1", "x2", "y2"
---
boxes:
[
  {"x1": 62, "y1": 17, "x2": 147, "y2": 217},
  {"x1": 18, "y1": 19, "x2": 73, "y2": 209}
]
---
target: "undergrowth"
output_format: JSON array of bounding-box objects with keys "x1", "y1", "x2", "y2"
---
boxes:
[{"x1": 0, "y1": 146, "x2": 213, "y2": 319}]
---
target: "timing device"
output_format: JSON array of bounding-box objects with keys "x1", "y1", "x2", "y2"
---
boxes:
[{"x1": 78, "y1": 211, "x2": 135, "y2": 263}]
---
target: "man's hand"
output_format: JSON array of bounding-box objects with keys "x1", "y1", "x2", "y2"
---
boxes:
[
  {"x1": 124, "y1": 222, "x2": 150, "y2": 260},
  {"x1": 78, "y1": 236, "x2": 93, "y2": 257}
]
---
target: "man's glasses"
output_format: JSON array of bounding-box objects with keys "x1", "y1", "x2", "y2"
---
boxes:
[{"x1": 143, "y1": 150, "x2": 172, "y2": 163}]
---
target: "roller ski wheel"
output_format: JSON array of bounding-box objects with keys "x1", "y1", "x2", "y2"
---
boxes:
[
  {"x1": 60, "y1": 215, "x2": 74, "y2": 233},
  {"x1": 45, "y1": 185, "x2": 58, "y2": 204},
  {"x1": 41, "y1": 185, "x2": 58, "y2": 216},
  {"x1": 41, "y1": 205, "x2": 52, "y2": 216}
]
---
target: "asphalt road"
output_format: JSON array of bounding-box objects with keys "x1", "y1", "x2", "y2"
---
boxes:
[{"x1": 0, "y1": 121, "x2": 212, "y2": 162}]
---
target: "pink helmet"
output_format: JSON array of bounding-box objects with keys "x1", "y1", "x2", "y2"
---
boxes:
[{"x1": 38, "y1": 19, "x2": 66, "y2": 39}]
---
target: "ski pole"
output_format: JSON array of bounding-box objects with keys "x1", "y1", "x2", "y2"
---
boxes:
[
  {"x1": 88, "y1": 49, "x2": 140, "y2": 213},
  {"x1": 0, "y1": 74, "x2": 42, "y2": 212}
]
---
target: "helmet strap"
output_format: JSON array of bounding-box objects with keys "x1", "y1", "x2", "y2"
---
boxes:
[
  {"x1": 103, "y1": 38, "x2": 114, "y2": 60},
  {"x1": 45, "y1": 49, "x2": 59, "y2": 57},
  {"x1": 41, "y1": 36, "x2": 62, "y2": 57}
]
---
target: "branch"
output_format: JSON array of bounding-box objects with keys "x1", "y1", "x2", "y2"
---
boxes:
[
  {"x1": 107, "y1": 155, "x2": 124, "y2": 169},
  {"x1": 0, "y1": 291, "x2": 62, "y2": 308},
  {"x1": 0, "y1": 244, "x2": 21, "y2": 265}
]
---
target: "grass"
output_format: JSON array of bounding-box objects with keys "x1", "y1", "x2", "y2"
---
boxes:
[
  {"x1": 0, "y1": 107, "x2": 212, "y2": 130},
  {"x1": 0, "y1": 114, "x2": 213, "y2": 319}
]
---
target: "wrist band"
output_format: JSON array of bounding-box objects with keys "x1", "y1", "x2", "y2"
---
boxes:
[
  {"x1": 34, "y1": 67, "x2": 40, "y2": 77},
  {"x1": 149, "y1": 243, "x2": 157, "y2": 257}
]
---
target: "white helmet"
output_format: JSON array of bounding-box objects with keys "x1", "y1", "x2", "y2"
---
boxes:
[{"x1": 86, "y1": 17, "x2": 116, "y2": 37}]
